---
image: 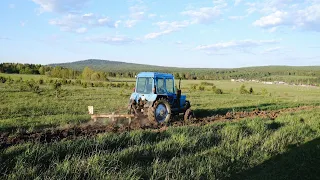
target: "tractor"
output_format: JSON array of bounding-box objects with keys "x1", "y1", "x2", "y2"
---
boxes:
[{"x1": 128, "y1": 72, "x2": 194, "y2": 124}]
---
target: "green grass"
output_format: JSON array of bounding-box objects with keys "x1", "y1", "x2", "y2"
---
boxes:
[
  {"x1": 1, "y1": 74, "x2": 320, "y2": 179},
  {"x1": 1, "y1": 109, "x2": 320, "y2": 179}
]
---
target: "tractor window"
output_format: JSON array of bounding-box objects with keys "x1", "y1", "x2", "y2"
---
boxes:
[
  {"x1": 136, "y1": 77, "x2": 153, "y2": 94},
  {"x1": 157, "y1": 78, "x2": 165, "y2": 94},
  {"x1": 166, "y1": 78, "x2": 174, "y2": 93}
]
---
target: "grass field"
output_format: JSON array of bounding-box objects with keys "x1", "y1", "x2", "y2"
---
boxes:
[{"x1": 1, "y1": 73, "x2": 320, "y2": 179}]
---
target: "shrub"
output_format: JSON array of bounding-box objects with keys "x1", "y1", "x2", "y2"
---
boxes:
[
  {"x1": 191, "y1": 84, "x2": 198, "y2": 90},
  {"x1": 261, "y1": 88, "x2": 268, "y2": 96},
  {"x1": 249, "y1": 87, "x2": 254, "y2": 94},
  {"x1": 240, "y1": 84, "x2": 249, "y2": 94},
  {"x1": 0, "y1": 76, "x2": 7, "y2": 83},
  {"x1": 38, "y1": 79, "x2": 44, "y2": 85},
  {"x1": 215, "y1": 88, "x2": 223, "y2": 94},
  {"x1": 200, "y1": 81, "x2": 214, "y2": 86},
  {"x1": 198, "y1": 85, "x2": 205, "y2": 91}
]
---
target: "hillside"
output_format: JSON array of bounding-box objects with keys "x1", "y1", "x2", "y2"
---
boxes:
[
  {"x1": 49, "y1": 59, "x2": 320, "y2": 81},
  {"x1": 49, "y1": 59, "x2": 183, "y2": 73}
]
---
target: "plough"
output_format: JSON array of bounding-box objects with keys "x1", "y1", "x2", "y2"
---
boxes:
[{"x1": 88, "y1": 106, "x2": 135, "y2": 124}]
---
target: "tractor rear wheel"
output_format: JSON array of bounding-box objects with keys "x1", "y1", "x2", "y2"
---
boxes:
[
  {"x1": 148, "y1": 98, "x2": 171, "y2": 124},
  {"x1": 184, "y1": 108, "x2": 194, "y2": 121}
]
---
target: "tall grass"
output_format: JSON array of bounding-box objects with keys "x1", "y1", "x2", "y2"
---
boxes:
[{"x1": 1, "y1": 109, "x2": 320, "y2": 179}]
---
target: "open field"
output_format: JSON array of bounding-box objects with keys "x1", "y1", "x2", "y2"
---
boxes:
[{"x1": 1, "y1": 73, "x2": 320, "y2": 179}]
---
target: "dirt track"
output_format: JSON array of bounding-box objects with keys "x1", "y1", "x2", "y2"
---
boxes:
[{"x1": 0, "y1": 106, "x2": 317, "y2": 149}]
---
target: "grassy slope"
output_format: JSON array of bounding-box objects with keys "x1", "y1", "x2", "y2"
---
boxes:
[
  {"x1": 1, "y1": 75, "x2": 320, "y2": 133},
  {"x1": 1, "y1": 109, "x2": 320, "y2": 179},
  {"x1": 1, "y1": 74, "x2": 320, "y2": 179}
]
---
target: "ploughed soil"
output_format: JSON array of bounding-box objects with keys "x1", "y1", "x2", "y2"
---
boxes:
[{"x1": 0, "y1": 106, "x2": 317, "y2": 149}]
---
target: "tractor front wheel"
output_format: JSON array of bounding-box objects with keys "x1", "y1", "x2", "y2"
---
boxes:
[{"x1": 148, "y1": 98, "x2": 171, "y2": 124}]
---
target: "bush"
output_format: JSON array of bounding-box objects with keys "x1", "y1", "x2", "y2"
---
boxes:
[
  {"x1": 38, "y1": 79, "x2": 44, "y2": 85},
  {"x1": 191, "y1": 84, "x2": 198, "y2": 90},
  {"x1": 198, "y1": 85, "x2": 205, "y2": 91},
  {"x1": 215, "y1": 88, "x2": 223, "y2": 94},
  {"x1": 82, "y1": 82, "x2": 87, "y2": 88},
  {"x1": 249, "y1": 87, "x2": 254, "y2": 94},
  {"x1": 200, "y1": 81, "x2": 214, "y2": 86},
  {"x1": 261, "y1": 88, "x2": 268, "y2": 96},
  {"x1": 240, "y1": 84, "x2": 249, "y2": 94},
  {"x1": 0, "y1": 76, "x2": 7, "y2": 83}
]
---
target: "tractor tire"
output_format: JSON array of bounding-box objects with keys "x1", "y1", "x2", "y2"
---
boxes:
[
  {"x1": 184, "y1": 108, "x2": 194, "y2": 121},
  {"x1": 148, "y1": 98, "x2": 171, "y2": 124}
]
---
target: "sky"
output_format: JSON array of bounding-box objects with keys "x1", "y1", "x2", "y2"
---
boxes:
[{"x1": 1, "y1": 0, "x2": 320, "y2": 68}]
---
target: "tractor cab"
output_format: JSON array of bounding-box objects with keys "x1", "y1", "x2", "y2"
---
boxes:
[{"x1": 129, "y1": 72, "x2": 193, "y2": 123}]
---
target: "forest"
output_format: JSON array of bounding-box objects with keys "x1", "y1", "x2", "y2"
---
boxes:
[{"x1": 1, "y1": 60, "x2": 320, "y2": 85}]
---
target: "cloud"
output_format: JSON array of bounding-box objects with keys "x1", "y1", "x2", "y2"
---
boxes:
[
  {"x1": 296, "y1": 4, "x2": 320, "y2": 31},
  {"x1": 181, "y1": 7, "x2": 223, "y2": 24},
  {"x1": 124, "y1": 20, "x2": 138, "y2": 28},
  {"x1": 20, "y1": 20, "x2": 28, "y2": 27},
  {"x1": 148, "y1": 13, "x2": 157, "y2": 18},
  {"x1": 32, "y1": 0, "x2": 90, "y2": 13},
  {"x1": 122, "y1": 4, "x2": 147, "y2": 28},
  {"x1": 234, "y1": 0, "x2": 242, "y2": 6},
  {"x1": 84, "y1": 35, "x2": 135, "y2": 45},
  {"x1": 129, "y1": 5, "x2": 147, "y2": 20},
  {"x1": 195, "y1": 39, "x2": 279, "y2": 53},
  {"x1": 253, "y1": 11, "x2": 289, "y2": 28},
  {"x1": 49, "y1": 13, "x2": 115, "y2": 33},
  {"x1": 262, "y1": 47, "x2": 283, "y2": 53},
  {"x1": 144, "y1": 29, "x2": 174, "y2": 39},
  {"x1": 144, "y1": 20, "x2": 191, "y2": 39},
  {"x1": 251, "y1": 1, "x2": 320, "y2": 32},
  {"x1": 75, "y1": 27, "x2": 87, "y2": 33}
]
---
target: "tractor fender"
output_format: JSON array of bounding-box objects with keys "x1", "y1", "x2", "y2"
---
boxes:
[{"x1": 144, "y1": 95, "x2": 169, "y2": 108}]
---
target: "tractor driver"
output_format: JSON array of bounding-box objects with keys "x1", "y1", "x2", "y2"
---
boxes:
[{"x1": 157, "y1": 79, "x2": 166, "y2": 94}]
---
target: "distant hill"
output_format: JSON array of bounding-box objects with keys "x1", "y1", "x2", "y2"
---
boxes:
[
  {"x1": 49, "y1": 59, "x2": 185, "y2": 73},
  {"x1": 49, "y1": 59, "x2": 320, "y2": 82}
]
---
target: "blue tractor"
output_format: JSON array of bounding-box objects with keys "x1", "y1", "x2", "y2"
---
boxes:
[{"x1": 128, "y1": 72, "x2": 194, "y2": 123}]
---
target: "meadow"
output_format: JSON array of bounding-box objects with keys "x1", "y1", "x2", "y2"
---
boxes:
[{"x1": 1, "y1": 73, "x2": 320, "y2": 179}]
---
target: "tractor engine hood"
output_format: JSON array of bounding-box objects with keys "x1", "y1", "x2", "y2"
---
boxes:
[{"x1": 130, "y1": 92, "x2": 157, "y2": 103}]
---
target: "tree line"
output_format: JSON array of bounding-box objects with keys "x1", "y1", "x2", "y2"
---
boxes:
[{"x1": 1, "y1": 62, "x2": 320, "y2": 85}]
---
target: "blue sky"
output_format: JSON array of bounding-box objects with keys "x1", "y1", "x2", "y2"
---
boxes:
[{"x1": 1, "y1": 0, "x2": 320, "y2": 68}]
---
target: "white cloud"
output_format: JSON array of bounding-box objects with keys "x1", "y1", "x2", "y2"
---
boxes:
[
  {"x1": 84, "y1": 35, "x2": 135, "y2": 45},
  {"x1": 124, "y1": 20, "x2": 138, "y2": 28},
  {"x1": 144, "y1": 20, "x2": 191, "y2": 39},
  {"x1": 196, "y1": 39, "x2": 279, "y2": 53},
  {"x1": 148, "y1": 13, "x2": 157, "y2": 18},
  {"x1": 181, "y1": 7, "x2": 223, "y2": 24},
  {"x1": 20, "y1": 20, "x2": 28, "y2": 27},
  {"x1": 49, "y1": 13, "x2": 115, "y2": 33},
  {"x1": 296, "y1": 4, "x2": 320, "y2": 31},
  {"x1": 144, "y1": 29, "x2": 174, "y2": 39},
  {"x1": 262, "y1": 46, "x2": 283, "y2": 53},
  {"x1": 253, "y1": 2, "x2": 320, "y2": 32},
  {"x1": 253, "y1": 11, "x2": 289, "y2": 28},
  {"x1": 156, "y1": 21, "x2": 190, "y2": 30},
  {"x1": 75, "y1": 27, "x2": 87, "y2": 33},
  {"x1": 123, "y1": 4, "x2": 147, "y2": 28},
  {"x1": 114, "y1": 20, "x2": 121, "y2": 28},
  {"x1": 234, "y1": 0, "x2": 242, "y2": 6},
  {"x1": 32, "y1": 0, "x2": 90, "y2": 13}
]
